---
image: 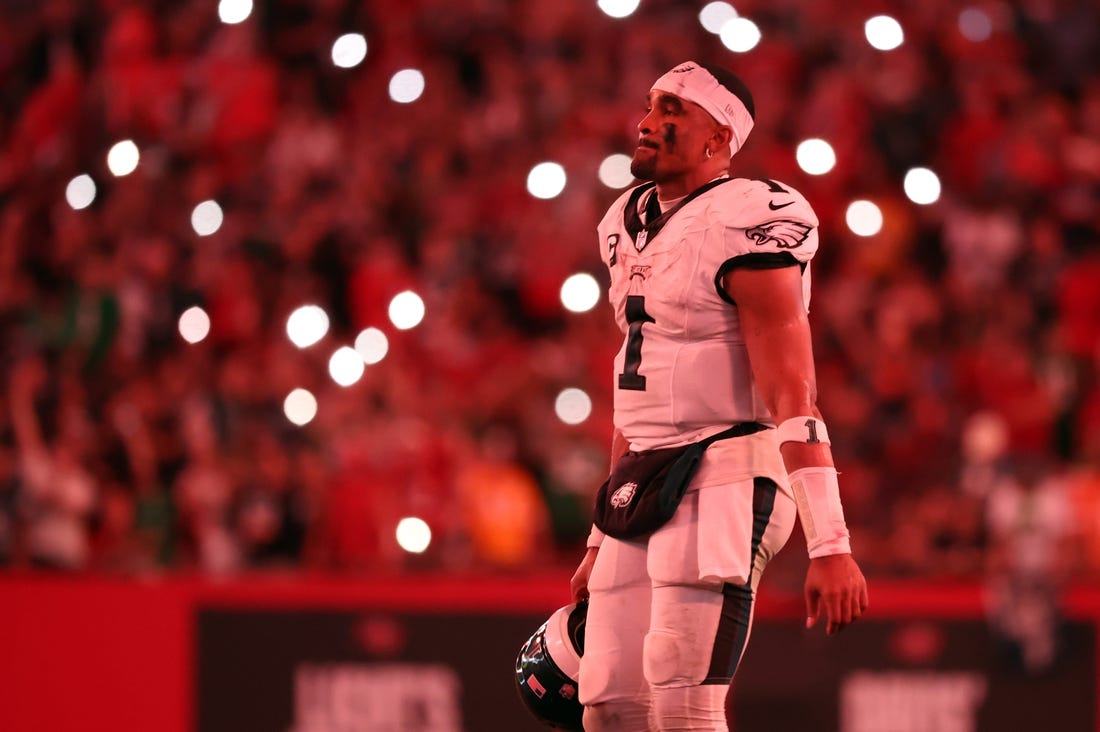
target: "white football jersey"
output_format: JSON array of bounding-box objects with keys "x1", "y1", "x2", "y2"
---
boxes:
[{"x1": 598, "y1": 176, "x2": 820, "y2": 452}]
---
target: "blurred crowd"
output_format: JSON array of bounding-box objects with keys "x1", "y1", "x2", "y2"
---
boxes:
[{"x1": 0, "y1": 0, "x2": 1098, "y2": 588}]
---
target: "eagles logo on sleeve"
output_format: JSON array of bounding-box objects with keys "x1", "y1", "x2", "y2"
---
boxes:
[{"x1": 746, "y1": 220, "x2": 813, "y2": 249}]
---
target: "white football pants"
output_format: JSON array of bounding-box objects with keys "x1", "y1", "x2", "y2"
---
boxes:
[{"x1": 578, "y1": 476, "x2": 795, "y2": 731}]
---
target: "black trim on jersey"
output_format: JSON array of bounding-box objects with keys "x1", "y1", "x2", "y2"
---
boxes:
[
  {"x1": 623, "y1": 177, "x2": 734, "y2": 250},
  {"x1": 644, "y1": 186, "x2": 662, "y2": 225},
  {"x1": 713, "y1": 252, "x2": 804, "y2": 306},
  {"x1": 623, "y1": 182, "x2": 656, "y2": 245},
  {"x1": 703, "y1": 477, "x2": 778, "y2": 684}
]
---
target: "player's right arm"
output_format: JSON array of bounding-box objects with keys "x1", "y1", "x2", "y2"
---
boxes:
[
  {"x1": 571, "y1": 547, "x2": 599, "y2": 602},
  {"x1": 570, "y1": 429, "x2": 630, "y2": 601}
]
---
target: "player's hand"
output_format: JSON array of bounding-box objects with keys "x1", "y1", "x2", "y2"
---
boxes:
[
  {"x1": 570, "y1": 546, "x2": 599, "y2": 602},
  {"x1": 804, "y1": 553, "x2": 868, "y2": 636}
]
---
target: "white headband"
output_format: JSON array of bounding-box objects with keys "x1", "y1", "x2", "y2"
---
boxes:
[{"x1": 651, "y1": 61, "x2": 755, "y2": 158}]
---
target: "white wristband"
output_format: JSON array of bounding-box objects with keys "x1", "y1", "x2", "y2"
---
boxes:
[
  {"x1": 788, "y1": 466, "x2": 850, "y2": 558},
  {"x1": 586, "y1": 524, "x2": 606, "y2": 549},
  {"x1": 776, "y1": 416, "x2": 830, "y2": 446}
]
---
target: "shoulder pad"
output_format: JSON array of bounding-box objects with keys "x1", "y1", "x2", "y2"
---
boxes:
[{"x1": 717, "y1": 178, "x2": 819, "y2": 229}]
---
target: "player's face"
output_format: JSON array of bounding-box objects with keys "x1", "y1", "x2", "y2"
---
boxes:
[{"x1": 631, "y1": 91, "x2": 719, "y2": 183}]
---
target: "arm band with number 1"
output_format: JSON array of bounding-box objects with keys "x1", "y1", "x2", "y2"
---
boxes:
[{"x1": 776, "y1": 415, "x2": 830, "y2": 446}]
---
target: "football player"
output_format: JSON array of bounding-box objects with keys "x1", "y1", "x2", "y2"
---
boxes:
[{"x1": 570, "y1": 61, "x2": 869, "y2": 730}]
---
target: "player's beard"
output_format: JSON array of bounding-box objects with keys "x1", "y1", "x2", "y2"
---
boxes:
[{"x1": 630, "y1": 149, "x2": 657, "y2": 181}]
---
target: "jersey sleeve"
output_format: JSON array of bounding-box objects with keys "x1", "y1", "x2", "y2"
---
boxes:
[
  {"x1": 720, "y1": 178, "x2": 819, "y2": 269},
  {"x1": 713, "y1": 178, "x2": 820, "y2": 303}
]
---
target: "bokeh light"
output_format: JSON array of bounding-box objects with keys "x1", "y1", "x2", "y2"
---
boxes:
[
  {"x1": 719, "y1": 17, "x2": 761, "y2": 53},
  {"x1": 217, "y1": 0, "x2": 252, "y2": 24},
  {"x1": 958, "y1": 8, "x2": 993, "y2": 42},
  {"x1": 846, "y1": 200, "x2": 884, "y2": 237},
  {"x1": 903, "y1": 167, "x2": 942, "y2": 205},
  {"x1": 396, "y1": 517, "x2": 432, "y2": 554},
  {"x1": 178, "y1": 306, "x2": 211, "y2": 344},
  {"x1": 354, "y1": 327, "x2": 389, "y2": 365},
  {"x1": 329, "y1": 346, "x2": 365, "y2": 387},
  {"x1": 107, "y1": 140, "x2": 140, "y2": 177},
  {"x1": 286, "y1": 305, "x2": 330, "y2": 348},
  {"x1": 561, "y1": 273, "x2": 601, "y2": 313},
  {"x1": 865, "y1": 15, "x2": 904, "y2": 50},
  {"x1": 796, "y1": 139, "x2": 837, "y2": 176},
  {"x1": 389, "y1": 291, "x2": 426, "y2": 330},
  {"x1": 962, "y1": 411, "x2": 1009, "y2": 463},
  {"x1": 389, "y1": 69, "x2": 425, "y2": 103},
  {"x1": 597, "y1": 0, "x2": 640, "y2": 19},
  {"x1": 598, "y1": 154, "x2": 635, "y2": 189},
  {"x1": 555, "y1": 388, "x2": 593, "y2": 426},
  {"x1": 699, "y1": 2, "x2": 737, "y2": 34},
  {"x1": 283, "y1": 388, "x2": 318, "y2": 427},
  {"x1": 190, "y1": 200, "x2": 224, "y2": 236},
  {"x1": 65, "y1": 174, "x2": 96, "y2": 210},
  {"x1": 331, "y1": 33, "x2": 367, "y2": 68},
  {"x1": 527, "y1": 162, "x2": 567, "y2": 199}
]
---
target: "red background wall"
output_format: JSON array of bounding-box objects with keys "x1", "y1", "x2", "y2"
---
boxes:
[{"x1": 2, "y1": 575, "x2": 1098, "y2": 732}]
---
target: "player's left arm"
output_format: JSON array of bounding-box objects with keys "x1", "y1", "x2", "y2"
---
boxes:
[{"x1": 723, "y1": 263, "x2": 869, "y2": 635}]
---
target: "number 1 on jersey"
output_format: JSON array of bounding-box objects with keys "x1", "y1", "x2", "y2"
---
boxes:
[{"x1": 618, "y1": 295, "x2": 654, "y2": 391}]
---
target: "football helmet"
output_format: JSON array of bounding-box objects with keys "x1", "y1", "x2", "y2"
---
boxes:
[{"x1": 514, "y1": 600, "x2": 587, "y2": 730}]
